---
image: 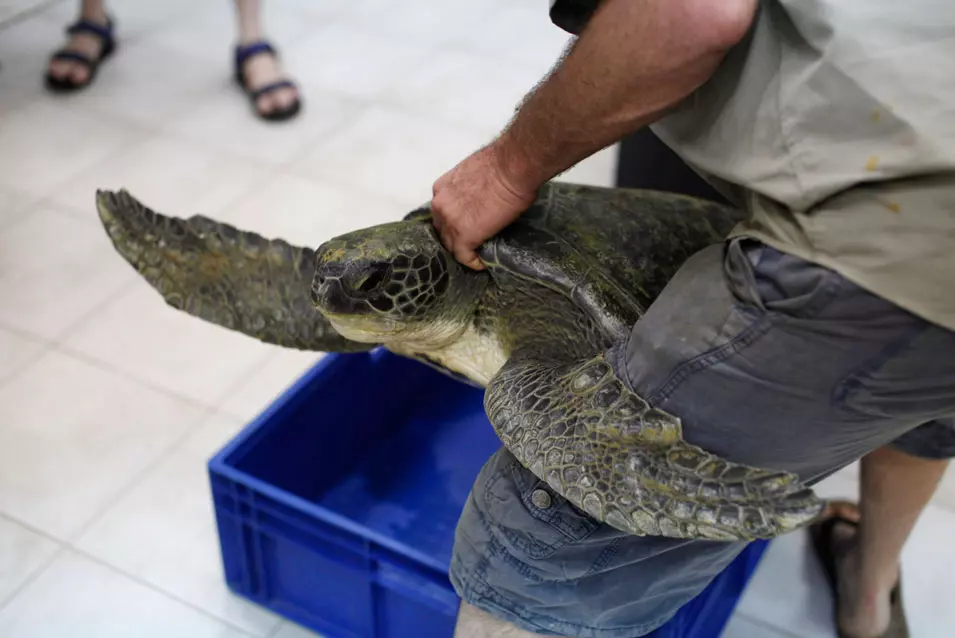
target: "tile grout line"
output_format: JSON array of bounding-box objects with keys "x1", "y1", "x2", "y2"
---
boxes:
[
  {"x1": 0, "y1": 100, "x2": 161, "y2": 191},
  {"x1": 34, "y1": 125, "x2": 285, "y2": 217},
  {"x1": 0, "y1": 512, "x2": 69, "y2": 616},
  {"x1": 72, "y1": 546, "x2": 268, "y2": 637},
  {"x1": 55, "y1": 336, "x2": 272, "y2": 416},
  {"x1": 0, "y1": 328, "x2": 56, "y2": 390},
  {"x1": 730, "y1": 610, "x2": 805, "y2": 638},
  {"x1": 70, "y1": 546, "x2": 274, "y2": 637},
  {"x1": 0, "y1": 0, "x2": 65, "y2": 31},
  {"x1": 32, "y1": 265, "x2": 226, "y2": 413},
  {"x1": 0, "y1": 509, "x2": 272, "y2": 636},
  {"x1": 0, "y1": 510, "x2": 64, "y2": 545},
  {"x1": 64, "y1": 408, "x2": 217, "y2": 543},
  {"x1": 0, "y1": 544, "x2": 69, "y2": 617}
]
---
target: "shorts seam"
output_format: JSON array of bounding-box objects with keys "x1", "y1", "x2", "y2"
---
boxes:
[
  {"x1": 474, "y1": 499, "x2": 548, "y2": 583},
  {"x1": 832, "y1": 322, "x2": 933, "y2": 410},
  {"x1": 583, "y1": 536, "x2": 624, "y2": 577}
]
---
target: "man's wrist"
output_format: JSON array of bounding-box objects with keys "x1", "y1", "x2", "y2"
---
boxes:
[{"x1": 486, "y1": 131, "x2": 548, "y2": 198}]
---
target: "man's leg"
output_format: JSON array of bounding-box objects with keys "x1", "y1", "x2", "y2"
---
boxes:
[
  {"x1": 455, "y1": 601, "x2": 552, "y2": 638},
  {"x1": 836, "y1": 446, "x2": 949, "y2": 637}
]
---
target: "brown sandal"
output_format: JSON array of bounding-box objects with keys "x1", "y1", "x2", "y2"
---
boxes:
[{"x1": 808, "y1": 500, "x2": 909, "y2": 638}]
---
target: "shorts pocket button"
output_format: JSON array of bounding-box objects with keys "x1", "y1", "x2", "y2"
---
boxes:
[{"x1": 531, "y1": 489, "x2": 552, "y2": 510}]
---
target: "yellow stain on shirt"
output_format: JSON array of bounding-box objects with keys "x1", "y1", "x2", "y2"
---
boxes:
[
  {"x1": 871, "y1": 110, "x2": 881, "y2": 123},
  {"x1": 865, "y1": 156, "x2": 880, "y2": 172},
  {"x1": 885, "y1": 201, "x2": 901, "y2": 213}
]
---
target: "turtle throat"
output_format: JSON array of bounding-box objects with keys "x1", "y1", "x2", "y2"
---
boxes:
[{"x1": 324, "y1": 311, "x2": 471, "y2": 350}]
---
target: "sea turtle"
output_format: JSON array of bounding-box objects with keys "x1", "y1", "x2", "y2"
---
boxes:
[{"x1": 94, "y1": 182, "x2": 825, "y2": 541}]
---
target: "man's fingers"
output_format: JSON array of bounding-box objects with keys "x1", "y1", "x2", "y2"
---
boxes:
[
  {"x1": 438, "y1": 227, "x2": 455, "y2": 256},
  {"x1": 430, "y1": 209, "x2": 482, "y2": 269},
  {"x1": 455, "y1": 246, "x2": 485, "y2": 271}
]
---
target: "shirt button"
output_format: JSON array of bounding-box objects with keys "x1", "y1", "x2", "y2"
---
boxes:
[{"x1": 531, "y1": 489, "x2": 552, "y2": 509}]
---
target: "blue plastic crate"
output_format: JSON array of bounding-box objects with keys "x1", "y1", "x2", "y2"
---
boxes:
[{"x1": 208, "y1": 349, "x2": 767, "y2": 638}]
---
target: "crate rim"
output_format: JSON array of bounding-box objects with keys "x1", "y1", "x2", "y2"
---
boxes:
[{"x1": 207, "y1": 347, "x2": 461, "y2": 576}]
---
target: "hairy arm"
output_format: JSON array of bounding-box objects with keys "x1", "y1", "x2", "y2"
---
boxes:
[{"x1": 431, "y1": 0, "x2": 757, "y2": 268}]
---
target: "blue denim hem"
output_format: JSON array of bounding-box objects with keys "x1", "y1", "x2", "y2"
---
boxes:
[{"x1": 449, "y1": 551, "x2": 674, "y2": 638}]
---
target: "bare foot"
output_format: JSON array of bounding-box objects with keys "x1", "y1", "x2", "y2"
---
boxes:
[
  {"x1": 831, "y1": 519, "x2": 899, "y2": 637},
  {"x1": 47, "y1": 12, "x2": 111, "y2": 87},
  {"x1": 238, "y1": 47, "x2": 300, "y2": 118}
]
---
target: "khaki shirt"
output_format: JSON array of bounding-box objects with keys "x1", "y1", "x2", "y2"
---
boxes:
[{"x1": 550, "y1": 1, "x2": 955, "y2": 331}]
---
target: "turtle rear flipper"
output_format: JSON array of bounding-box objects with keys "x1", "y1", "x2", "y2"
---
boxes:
[
  {"x1": 96, "y1": 189, "x2": 375, "y2": 353},
  {"x1": 485, "y1": 351, "x2": 825, "y2": 541}
]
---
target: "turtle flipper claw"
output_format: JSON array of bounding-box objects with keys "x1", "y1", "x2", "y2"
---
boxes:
[
  {"x1": 485, "y1": 351, "x2": 826, "y2": 541},
  {"x1": 95, "y1": 189, "x2": 375, "y2": 353}
]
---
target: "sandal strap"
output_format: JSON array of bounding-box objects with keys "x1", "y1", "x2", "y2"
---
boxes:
[
  {"x1": 50, "y1": 50, "x2": 94, "y2": 68},
  {"x1": 249, "y1": 79, "x2": 297, "y2": 101},
  {"x1": 66, "y1": 18, "x2": 114, "y2": 42},
  {"x1": 235, "y1": 40, "x2": 279, "y2": 69}
]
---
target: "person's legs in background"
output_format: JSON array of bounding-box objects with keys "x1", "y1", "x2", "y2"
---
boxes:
[
  {"x1": 45, "y1": 0, "x2": 112, "y2": 90},
  {"x1": 44, "y1": 0, "x2": 301, "y2": 120},
  {"x1": 231, "y1": 0, "x2": 301, "y2": 121}
]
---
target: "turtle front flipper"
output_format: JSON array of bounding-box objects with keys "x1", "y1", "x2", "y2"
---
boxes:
[
  {"x1": 96, "y1": 189, "x2": 375, "y2": 353},
  {"x1": 485, "y1": 351, "x2": 826, "y2": 541}
]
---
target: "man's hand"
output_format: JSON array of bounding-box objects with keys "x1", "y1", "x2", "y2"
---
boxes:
[
  {"x1": 430, "y1": 0, "x2": 757, "y2": 269},
  {"x1": 431, "y1": 144, "x2": 538, "y2": 270}
]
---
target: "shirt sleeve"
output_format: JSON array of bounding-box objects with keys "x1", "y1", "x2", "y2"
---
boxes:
[{"x1": 548, "y1": 0, "x2": 600, "y2": 35}]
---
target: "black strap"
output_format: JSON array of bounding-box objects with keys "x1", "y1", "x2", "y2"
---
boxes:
[
  {"x1": 49, "y1": 50, "x2": 94, "y2": 68},
  {"x1": 249, "y1": 79, "x2": 296, "y2": 101},
  {"x1": 66, "y1": 18, "x2": 113, "y2": 43},
  {"x1": 235, "y1": 41, "x2": 278, "y2": 69}
]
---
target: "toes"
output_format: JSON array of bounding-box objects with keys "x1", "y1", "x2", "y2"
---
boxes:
[
  {"x1": 49, "y1": 59, "x2": 74, "y2": 81},
  {"x1": 276, "y1": 86, "x2": 298, "y2": 110},
  {"x1": 255, "y1": 92, "x2": 276, "y2": 115},
  {"x1": 71, "y1": 64, "x2": 90, "y2": 84},
  {"x1": 821, "y1": 499, "x2": 861, "y2": 523},
  {"x1": 255, "y1": 87, "x2": 298, "y2": 116}
]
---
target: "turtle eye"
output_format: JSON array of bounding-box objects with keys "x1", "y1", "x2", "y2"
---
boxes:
[{"x1": 357, "y1": 267, "x2": 388, "y2": 293}]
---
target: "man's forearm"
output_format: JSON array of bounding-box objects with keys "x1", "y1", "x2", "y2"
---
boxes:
[{"x1": 493, "y1": 0, "x2": 757, "y2": 192}]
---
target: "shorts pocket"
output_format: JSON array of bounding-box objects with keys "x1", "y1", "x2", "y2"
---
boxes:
[
  {"x1": 482, "y1": 458, "x2": 601, "y2": 561},
  {"x1": 726, "y1": 238, "x2": 845, "y2": 319}
]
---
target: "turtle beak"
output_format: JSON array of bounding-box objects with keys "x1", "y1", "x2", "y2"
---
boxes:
[
  {"x1": 311, "y1": 274, "x2": 348, "y2": 314},
  {"x1": 312, "y1": 260, "x2": 391, "y2": 314}
]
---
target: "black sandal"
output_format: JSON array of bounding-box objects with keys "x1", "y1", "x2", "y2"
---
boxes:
[
  {"x1": 45, "y1": 16, "x2": 117, "y2": 93},
  {"x1": 234, "y1": 40, "x2": 301, "y2": 122},
  {"x1": 809, "y1": 501, "x2": 910, "y2": 638}
]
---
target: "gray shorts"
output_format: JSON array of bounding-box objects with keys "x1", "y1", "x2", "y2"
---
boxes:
[{"x1": 449, "y1": 238, "x2": 955, "y2": 637}]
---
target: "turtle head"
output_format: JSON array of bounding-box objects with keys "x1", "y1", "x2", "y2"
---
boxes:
[{"x1": 311, "y1": 220, "x2": 487, "y2": 347}]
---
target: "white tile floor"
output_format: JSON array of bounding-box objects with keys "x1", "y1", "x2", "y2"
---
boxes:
[{"x1": 0, "y1": 1, "x2": 952, "y2": 637}]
